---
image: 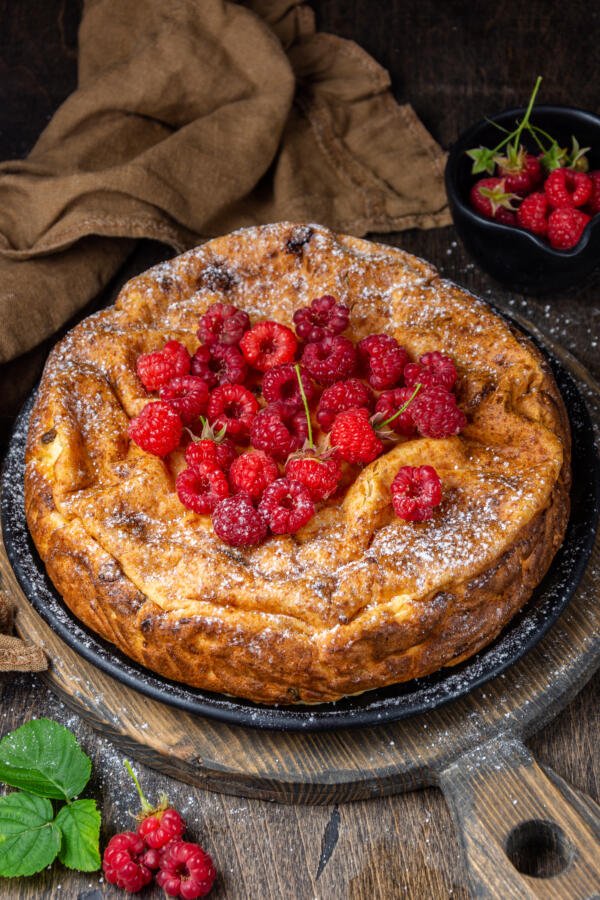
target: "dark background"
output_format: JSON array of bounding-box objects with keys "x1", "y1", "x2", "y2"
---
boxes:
[{"x1": 0, "y1": 1, "x2": 598, "y2": 897}]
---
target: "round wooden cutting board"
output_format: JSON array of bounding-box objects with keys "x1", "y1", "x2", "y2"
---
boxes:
[{"x1": 2, "y1": 314, "x2": 600, "y2": 898}]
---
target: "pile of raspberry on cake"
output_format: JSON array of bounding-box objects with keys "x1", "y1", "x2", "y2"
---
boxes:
[{"x1": 129, "y1": 296, "x2": 466, "y2": 547}]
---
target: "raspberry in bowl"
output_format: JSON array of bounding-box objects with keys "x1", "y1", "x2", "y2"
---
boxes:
[{"x1": 445, "y1": 97, "x2": 600, "y2": 293}]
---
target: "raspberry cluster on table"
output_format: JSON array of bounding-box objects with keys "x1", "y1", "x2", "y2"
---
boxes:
[
  {"x1": 103, "y1": 769, "x2": 216, "y2": 897},
  {"x1": 470, "y1": 151, "x2": 600, "y2": 250},
  {"x1": 129, "y1": 296, "x2": 467, "y2": 548}
]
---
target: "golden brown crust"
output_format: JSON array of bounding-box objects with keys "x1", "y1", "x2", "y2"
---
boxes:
[{"x1": 25, "y1": 224, "x2": 571, "y2": 704}]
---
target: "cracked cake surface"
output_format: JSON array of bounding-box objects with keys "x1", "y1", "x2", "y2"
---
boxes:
[{"x1": 25, "y1": 223, "x2": 570, "y2": 704}]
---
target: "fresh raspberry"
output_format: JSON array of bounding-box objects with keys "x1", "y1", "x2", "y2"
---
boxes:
[
  {"x1": 240, "y1": 321, "x2": 298, "y2": 371},
  {"x1": 197, "y1": 302, "x2": 250, "y2": 347},
  {"x1": 544, "y1": 168, "x2": 592, "y2": 209},
  {"x1": 212, "y1": 492, "x2": 268, "y2": 547},
  {"x1": 495, "y1": 149, "x2": 542, "y2": 195},
  {"x1": 258, "y1": 478, "x2": 315, "y2": 534},
  {"x1": 411, "y1": 386, "x2": 466, "y2": 438},
  {"x1": 207, "y1": 385, "x2": 259, "y2": 440},
  {"x1": 301, "y1": 335, "x2": 357, "y2": 386},
  {"x1": 103, "y1": 832, "x2": 153, "y2": 893},
  {"x1": 403, "y1": 351, "x2": 457, "y2": 392},
  {"x1": 284, "y1": 455, "x2": 342, "y2": 501},
  {"x1": 136, "y1": 340, "x2": 191, "y2": 392},
  {"x1": 293, "y1": 295, "x2": 350, "y2": 342},
  {"x1": 262, "y1": 363, "x2": 316, "y2": 410},
  {"x1": 469, "y1": 177, "x2": 518, "y2": 224},
  {"x1": 357, "y1": 334, "x2": 409, "y2": 390},
  {"x1": 586, "y1": 170, "x2": 600, "y2": 215},
  {"x1": 374, "y1": 387, "x2": 418, "y2": 436},
  {"x1": 330, "y1": 407, "x2": 384, "y2": 464},
  {"x1": 250, "y1": 402, "x2": 308, "y2": 461},
  {"x1": 159, "y1": 376, "x2": 209, "y2": 424},
  {"x1": 140, "y1": 847, "x2": 161, "y2": 870},
  {"x1": 176, "y1": 464, "x2": 230, "y2": 515},
  {"x1": 229, "y1": 450, "x2": 279, "y2": 500},
  {"x1": 547, "y1": 207, "x2": 592, "y2": 250},
  {"x1": 191, "y1": 344, "x2": 247, "y2": 388},
  {"x1": 516, "y1": 191, "x2": 550, "y2": 236},
  {"x1": 391, "y1": 465, "x2": 442, "y2": 522},
  {"x1": 156, "y1": 840, "x2": 217, "y2": 899},
  {"x1": 138, "y1": 807, "x2": 186, "y2": 850},
  {"x1": 185, "y1": 437, "x2": 236, "y2": 474},
  {"x1": 129, "y1": 402, "x2": 183, "y2": 457},
  {"x1": 316, "y1": 378, "x2": 374, "y2": 431}
]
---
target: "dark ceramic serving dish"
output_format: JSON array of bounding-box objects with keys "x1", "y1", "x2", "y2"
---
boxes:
[
  {"x1": 445, "y1": 105, "x2": 600, "y2": 292},
  {"x1": 2, "y1": 317, "x2": 599, "y2": 731}
]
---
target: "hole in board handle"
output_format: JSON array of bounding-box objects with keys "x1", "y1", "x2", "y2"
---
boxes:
[{"x1": 505, "y1": 819, "x2": 575, "y2": 878}]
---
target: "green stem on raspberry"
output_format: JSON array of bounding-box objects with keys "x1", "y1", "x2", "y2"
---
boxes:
[
  {"x1": 527, "y1": 126, "x2": 547, "y2": 153},
  {"x1": 529, "y1": 124, "x2": 556, "y2": 145},
  {"x1": 124, "y1": 759, "x2": 153, "y2": 815},
  {"x1": 295, "y1": 363, "x2": 314, "y2": 450},
  {"x1": 511, "y1": 75, "x2": 542, "y2": 150},
  {"x1": 378, "y1": 382, "x2": 422, "y2": 429}
]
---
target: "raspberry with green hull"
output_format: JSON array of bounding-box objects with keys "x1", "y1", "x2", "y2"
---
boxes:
[
  {"x1": 469, "y1": 177, "x2": 518, "y2": 224},
  {"x1": 185, "y1": 435, "x2": 236, "y2": 474}
]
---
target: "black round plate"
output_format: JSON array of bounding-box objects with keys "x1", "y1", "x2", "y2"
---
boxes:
[{"x1": 2, "y1": 336, "x2": 598, "y2": 732}]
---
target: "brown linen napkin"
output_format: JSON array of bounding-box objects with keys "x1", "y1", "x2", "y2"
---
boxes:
[
  {"x1": 0, "y1": 582, "x2": 47, "y2": 673},
  {"x1": 0, "y1": 0, "x2": 449, "y2": 364}
]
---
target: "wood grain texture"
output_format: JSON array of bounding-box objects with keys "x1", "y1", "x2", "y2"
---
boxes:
[
  {"x1": 1, "y1": 0, "x2": 599, "y2": 897},
  {"x1": 440, "y1": 737, "x2": 600, "y2": 898}
]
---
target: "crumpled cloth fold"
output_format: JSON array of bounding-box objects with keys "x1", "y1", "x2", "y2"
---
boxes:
[
  {"x1": 0, "y1": 0, "x2": 449, "y2": 364},
  {"x1": 0, "y1": 583, "x2": 47, "y2": 673}
]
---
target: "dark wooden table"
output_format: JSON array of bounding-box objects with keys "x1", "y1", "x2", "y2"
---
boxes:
[{"x1": 0, "y1": 2, "x2": 598, "y2": 897}]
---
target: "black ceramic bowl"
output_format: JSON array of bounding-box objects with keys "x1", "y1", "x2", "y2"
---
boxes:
[{"x1": 445, "y1": 105, "x2": 600, "y2": 293}]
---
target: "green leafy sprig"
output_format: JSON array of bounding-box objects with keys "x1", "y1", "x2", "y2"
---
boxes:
[
  {"x1": 0, "y1": 719, "x2": 101, "y2": 879},
  {"x1": 466, "y1": 77, "x2": 590, "y2": 176}
]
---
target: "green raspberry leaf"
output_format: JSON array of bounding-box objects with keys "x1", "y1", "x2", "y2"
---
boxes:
[
  {"x1": 0, "y1": 719, "x2": 91, "y2": 800},
  {"x1": 0, "y1": 792, "x2": 61, "y2": 877},
  {"x1": 55, "y1": 800, "x2": 101, "y2": 872},
  {"x1": 466, "y1": 146, "x2": 497, "y2": 175}
]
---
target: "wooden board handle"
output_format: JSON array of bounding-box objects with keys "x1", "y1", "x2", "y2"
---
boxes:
[{"x1": 439, "y1": 735, "x2": 600, "y2": 899}]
